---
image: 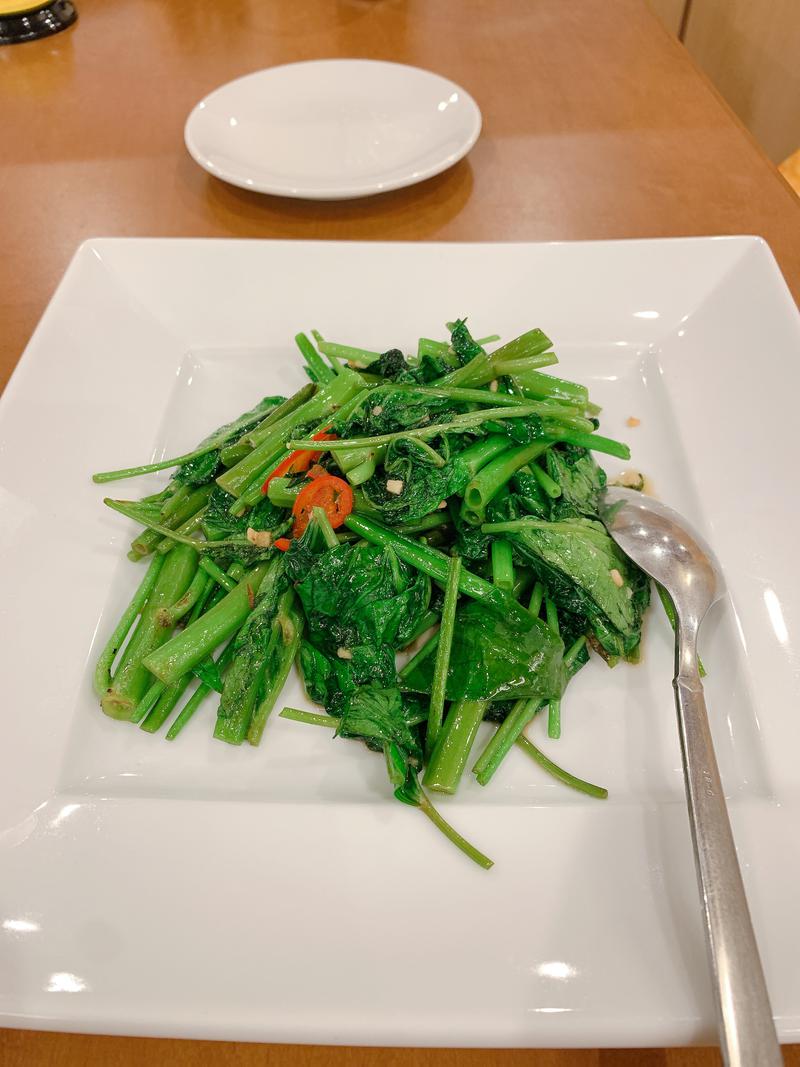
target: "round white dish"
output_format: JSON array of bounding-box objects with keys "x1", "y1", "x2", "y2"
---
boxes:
[{"x1": 184, "y1": 59, "x2": 481, "y2": 200}]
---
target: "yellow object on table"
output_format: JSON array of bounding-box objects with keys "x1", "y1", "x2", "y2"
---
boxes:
[
  {"x1": 0, "y1": 0, "x2": 76, "y2": 44},
  {"x1": 0, "y1": 0, "x2": 53, "y2": 11}
]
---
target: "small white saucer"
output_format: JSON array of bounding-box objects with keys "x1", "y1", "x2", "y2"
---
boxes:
[{"x1": 184, "y1": 59, "x2": 481, "y2": 200}]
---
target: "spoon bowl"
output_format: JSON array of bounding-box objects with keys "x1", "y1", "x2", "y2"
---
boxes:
[{"x1": 601, "y1": 487, "x2": 723, "y2": 624}]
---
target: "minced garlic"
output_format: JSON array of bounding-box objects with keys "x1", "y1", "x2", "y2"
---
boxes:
[{"x1": 246, "y1": 528, "x2": 272, "y2": 548}]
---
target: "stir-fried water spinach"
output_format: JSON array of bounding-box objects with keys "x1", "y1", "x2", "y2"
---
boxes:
[{"x1": 93, "y1": 319, "x2": 656, "y2": 869}]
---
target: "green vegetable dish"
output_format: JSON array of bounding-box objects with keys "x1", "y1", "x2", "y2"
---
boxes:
[{"x1": 93, "y1": 319, "x2": 653, "y2": 870}]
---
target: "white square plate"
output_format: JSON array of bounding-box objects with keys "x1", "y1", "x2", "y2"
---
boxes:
[{"x1": 1, "y1": 238, "x2": 799, "y2": 1047}]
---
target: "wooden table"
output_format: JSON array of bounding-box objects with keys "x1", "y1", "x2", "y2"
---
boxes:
[{"x1": 2, "y1": 1, "x2": 799, "y2": 1064}]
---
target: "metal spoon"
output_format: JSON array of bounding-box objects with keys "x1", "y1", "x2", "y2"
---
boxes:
[{"x1": 601, "y1": 487, "x2": 782, "y2": 1067}]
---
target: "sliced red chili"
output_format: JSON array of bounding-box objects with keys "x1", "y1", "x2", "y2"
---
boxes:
[
  {"x1": 274, "y1": 537, "x2": 292, "y2": 552},
  {"x1": 261, "y1": 431, "x2": 336, "y2": 494},
  {"x1": 291, "y1": 474, "x2": 354, "y2": 538}
]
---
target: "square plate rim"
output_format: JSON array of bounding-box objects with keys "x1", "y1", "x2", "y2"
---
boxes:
[{"x1": 1, "y1": 235, "x2": 799, "y2": 1048}]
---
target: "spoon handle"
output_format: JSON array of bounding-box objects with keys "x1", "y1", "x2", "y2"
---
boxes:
[{"x1": 674, "y1": 624, "x2": 782, "y2": 1066}]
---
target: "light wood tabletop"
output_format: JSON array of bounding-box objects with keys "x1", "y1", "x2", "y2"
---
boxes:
[{"x1": 2, "y1": 1, "x2": 799, "y2": 1064}]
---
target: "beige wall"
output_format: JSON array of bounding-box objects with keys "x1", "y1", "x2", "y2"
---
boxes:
[
  {"x1": 684, "y1": 0, "x2": 800, "y2": 163},
  {"x1": 649, "y1": 0, "x2": 800, "y2": 164}
]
